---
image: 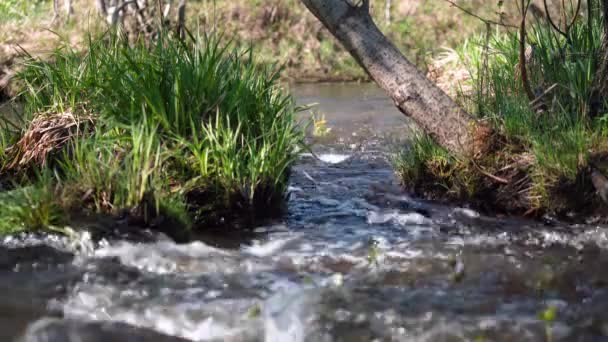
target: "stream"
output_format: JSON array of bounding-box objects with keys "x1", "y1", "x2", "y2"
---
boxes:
[{"x1": 3, "y1": 83, "x2": 608, "y2": 342}]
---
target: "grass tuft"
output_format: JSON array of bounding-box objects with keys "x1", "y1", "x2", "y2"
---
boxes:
[
  {"x1": 396, "y1": 6, "x2": 607, "y2": 216},
  {"x1": 0, "y1": 29, "x2": 304, "y2": 234}
]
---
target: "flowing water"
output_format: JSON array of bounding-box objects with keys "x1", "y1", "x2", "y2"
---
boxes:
[{"x1": 3, "y1": 83, "x2": 608, "y2": 342}]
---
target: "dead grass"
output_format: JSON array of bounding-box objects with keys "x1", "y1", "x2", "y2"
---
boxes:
[
  {"x1": 5, "y1": 110, "x2": 94, "y2": 170},
  {"x1": 0, "y1": 0, "x2": 525, "y2": 88}
]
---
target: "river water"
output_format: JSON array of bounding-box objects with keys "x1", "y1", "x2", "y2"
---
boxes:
[{"x1": 3, "y1": 83, "x2": 608, "y2": 342}]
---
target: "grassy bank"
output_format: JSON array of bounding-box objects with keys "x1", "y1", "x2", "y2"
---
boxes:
[
  {"x1": 396, "y1": 4, "x2": 608, "y2": 218},
  {"x1": 0, "y1": 31, "x2": 304, "y2": 235},
  {"x1": 0, "y1": 0, "x2": 495, "y2": 92}
]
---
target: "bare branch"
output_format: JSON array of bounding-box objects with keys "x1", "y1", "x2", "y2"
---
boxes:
[
  {"x1": 565, "y1": 0, "x2": 582, "y2": 32},
  {"x1": 519, "y1": 0, "x2": 536, "y2": 103},
  {"x1": 529, "y1": 83, "x2": 558, "y2": 108},
  {"x1": 442, "y1": 0, "x2": 518, "y2": 29},
  {"x1": 109, "y1": 0, "x2": 135, "y2": 25},
  {"x1": 544, "y1": 0, "x2": 570, "y2": 40},
  {"x1": 177, "y1": 0, "x2": 186, "y2": 39}
]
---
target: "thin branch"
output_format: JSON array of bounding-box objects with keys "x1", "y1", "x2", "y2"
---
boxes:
[
  {"x1": 520, "y1": 0, "x2": 537, "y2": 102},
  {"x1": 543, "y1": 0, "x2": 581, "y2": 41},
  {"x1": 472, "y1": 159, "x2": 510, "y2": 184},
  {"x1": 109, "y1": 0, "x2": 135, "y2": 25},
  {"x1": 566, "y1": 0, "x2": 582, "y2": 32},
  {"x1": 530, "y1": 83, "x2": 558, "y2": 107},
  {"x1": 544, "y1": 0, "x2": 568, "y2": 36},
  {"x1": 442, "y1": 0, "x2": 518, "y2": 29},
  {"x1": 177, "y1": 0, "x2": 186, "y2": 39}
]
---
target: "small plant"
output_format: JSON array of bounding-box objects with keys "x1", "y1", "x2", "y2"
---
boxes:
[
  {"x1": 367, "y1": 238, "x2": 380, "y2": 267},
  {"x1": 538, "y1": 305, "x2": 557, "y2": 342},
  {"x1": 0, "y1": 175, "x2": 65, "y2": 234},
  {"x1": 246, "y1": 303, "x2": 262, "y2": 318},
  {"x1": 312, "y1": 112, "x2": 332, "y2": 137}
]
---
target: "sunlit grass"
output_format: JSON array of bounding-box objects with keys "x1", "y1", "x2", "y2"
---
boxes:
[
  {"x1": 0, "y1": 29, "x2": 304, "y2": 233},
  {"x1": 396, "y1": 7, "x2": 605, "y2": 213}
]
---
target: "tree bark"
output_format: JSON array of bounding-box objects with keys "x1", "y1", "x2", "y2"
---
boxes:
[{"x1": 299, "y1": 0, "x2": 474, "y2": 155}]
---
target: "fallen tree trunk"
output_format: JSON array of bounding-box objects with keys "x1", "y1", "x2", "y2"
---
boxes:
[{"x1": 299, "y1": 0, "x2": 475, "y2": 155}]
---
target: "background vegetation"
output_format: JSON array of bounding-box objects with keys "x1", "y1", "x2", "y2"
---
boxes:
[{"x1": 0, "y1": 0, "x2": 495, "y2": 90}]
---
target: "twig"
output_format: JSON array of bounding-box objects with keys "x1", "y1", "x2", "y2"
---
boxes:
[
  {"x1": 472, "y1": 159, "x2": 510, "y2": 184},
  {"x1": 442, "y1": 0, "x2": 518, "y2": 29},
  {"x1": 177, "y1": 0, "x2": 186, "y2": 39},
  {"x1": 109, "y1": 0, "x2": 135, "y2": 25},
  {"x1": 529, "y1": 83, "x2": 558, "y2": 107},
  {"x1": 543, "y1": 0, "x2": 581, "y2": 42}
]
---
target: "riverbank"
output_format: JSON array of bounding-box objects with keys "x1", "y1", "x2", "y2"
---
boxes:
[
  {"x1": 396, "y1": 4, "x2": 608, "y2": 220},
  {"x1": 0, "y1": 31, "x2": 304, "y2": 236}
]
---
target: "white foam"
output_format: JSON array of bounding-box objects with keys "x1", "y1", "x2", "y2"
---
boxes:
[
  {"x1": 317, "y1": 153, "x2": 351, "y2": 164},
  {"x1": 243, "y1": 236, "x2": 297, "y2": 257},
  {"x1": 264, "y1": 288, "x2": 320, "y2": 342},
  {"x1": 90, "y1": 241, "x2": 271, "y2": 275},
  {"x1": 63, "y1": 285, "x2": 261, "y2": 341},
  {"x1": 287, "y1": 186, "x2": 304, "y2": 193},
  {"x1": 367, "y1": 210, "x2": 430, "y2": 226},
  {"x1": 452, "y1": 207, "x2": 480, "y2": 219}
]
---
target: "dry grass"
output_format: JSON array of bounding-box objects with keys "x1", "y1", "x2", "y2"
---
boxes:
[
  {"x1": 5, "y1": 110, "x2": 94, "y2": 170},
  {"x1": 0, "y1": 0, "x2": 533, "y2": 88}
]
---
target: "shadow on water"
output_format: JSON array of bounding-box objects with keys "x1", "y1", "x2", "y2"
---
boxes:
[{"x1": 3, "y1": 83, "x2": 608, "y2": 341}]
